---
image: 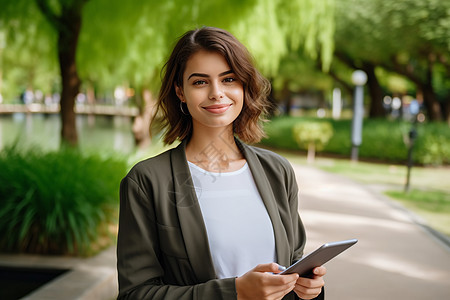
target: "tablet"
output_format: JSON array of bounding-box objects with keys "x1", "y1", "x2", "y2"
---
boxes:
[{"x1": 279, "y1": 239, "x2": 358, "y2": 276}]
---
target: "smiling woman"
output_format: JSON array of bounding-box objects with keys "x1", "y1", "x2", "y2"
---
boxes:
[
  {"x1": 117, "y1": 27, "x2": 326, "y2": 300},
  {"x1": 155, "y1": 27, "x2": 272, "y2": 147},
  {"x1": 175, "y1": 50, "x2": 244, "y2": 138}
]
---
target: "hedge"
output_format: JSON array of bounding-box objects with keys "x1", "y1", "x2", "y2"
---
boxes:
[{"x1": 261, "y1": 116, "x2": 449, "y2": 165}]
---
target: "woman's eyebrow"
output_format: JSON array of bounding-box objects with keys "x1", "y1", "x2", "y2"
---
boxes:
[
  {"x1": 187, "y1": 70, "x2": 234, "y2": 80},
  {"x1": 188, "y1": 73, "x2": 208, "y2": 80},
  {"x1": 219, "y1": 70, "x2": 234, "y2": 77}
]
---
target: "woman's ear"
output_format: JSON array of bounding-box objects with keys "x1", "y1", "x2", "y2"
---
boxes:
[{"x1": 175, "y1": 84, "x2": 184, "y2": 102}]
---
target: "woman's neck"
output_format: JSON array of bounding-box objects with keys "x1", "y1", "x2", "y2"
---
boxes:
[{"x1": 185, "y1": 127, "x2": 245, "y2": 172}]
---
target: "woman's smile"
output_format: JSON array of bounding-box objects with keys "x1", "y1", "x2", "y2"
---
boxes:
[{"x1": 203, "y1": 103, "x2": 233, "y2": 114}]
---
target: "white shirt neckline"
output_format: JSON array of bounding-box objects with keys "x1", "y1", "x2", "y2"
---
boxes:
[{"x1": 187, "y1": 161, "x2": 249, "y2": 176}]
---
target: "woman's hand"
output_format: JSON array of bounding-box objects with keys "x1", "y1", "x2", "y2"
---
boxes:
[
  {"x1": 236, "y1": 263, "x2": 299, "y2": 300},
  {"x1": 293, "y1": 266, "x2": 326, "y2": 299}
]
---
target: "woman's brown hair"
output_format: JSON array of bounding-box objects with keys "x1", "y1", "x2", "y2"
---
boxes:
[{"x1": 154, "y1": 26, "x2": 272, "y2": 145}]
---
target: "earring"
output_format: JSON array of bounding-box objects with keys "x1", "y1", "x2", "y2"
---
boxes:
[{"x1": 180, "y1": 101, "x2": 189, "y2": 115}]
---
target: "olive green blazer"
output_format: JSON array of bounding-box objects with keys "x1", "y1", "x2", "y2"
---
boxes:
[{"x1": 117, "y1": 139, "x2": 323, "y2": 300}]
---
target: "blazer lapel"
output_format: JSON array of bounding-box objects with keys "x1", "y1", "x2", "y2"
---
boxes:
[
  {"x1": 170, "y1": 141, "x2": 217, "y2": 282},
  {"x1": 237, "y1": 140, "x2": 291, "y2": 268}
]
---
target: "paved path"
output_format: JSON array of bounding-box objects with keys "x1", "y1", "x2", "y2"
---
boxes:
[{"x1": 292, "y1": 163, "x2": 450, "y2": 300}]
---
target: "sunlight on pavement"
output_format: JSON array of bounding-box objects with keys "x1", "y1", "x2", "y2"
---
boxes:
[
  {"x1": 349, "y1": 254, "x2": 448, "y2": 283},
  {"x1": 302, "y1": 210, "x2": 416, "y2": 233}
]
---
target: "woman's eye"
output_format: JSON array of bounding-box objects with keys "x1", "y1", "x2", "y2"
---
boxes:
[
  {"x1": 193, "y1": 80, "x2": 206, "y2": 85},
  {"x1": 223, "y1": 77, "x2": 236, "y2": 83}
]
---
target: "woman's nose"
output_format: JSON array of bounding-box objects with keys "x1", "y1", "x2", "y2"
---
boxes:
[{"x1": 209, "y1": 82, "x2": 224, "y2": 100}]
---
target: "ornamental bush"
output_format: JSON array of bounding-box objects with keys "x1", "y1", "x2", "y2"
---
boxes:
[
  {"x1": 292, "y1": 121, "x2": 333, "y2": 162},
  {"x1": 0, "y1": 146, "x2": 127, "y2": 256}
]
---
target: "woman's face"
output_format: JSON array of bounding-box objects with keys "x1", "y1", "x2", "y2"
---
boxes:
[{"x1": 175, "y1": 50, "x2": 244, "y2": 133}]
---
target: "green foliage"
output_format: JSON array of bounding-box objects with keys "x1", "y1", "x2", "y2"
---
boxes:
[
  {"x1": 0, "y1": 146, "x2": 127, "y2": 256},
  {"x1": 263, "y1": 116, "x2": 351, "y2": 154},
  {"x1": 358, "y1": 119, "x2": 409, "y2": 162},
  {"x1": 415, "y1": 123, "x2": 450, "y2": 165},
  {"x1": 332, "y1": 0, "x2": 450, "y2": 113},
  {"x1": 1, "y1": 0, "x2": 336, "y2": 98},
  {"x1": 335, "y1": 0, "x2": 450, "y2": 61},
  {"x1": 272, "y1": 53, "x2": 334, "y2": 93},
  {"x1": 0, "y1": 0, "x2": 58, "y2": 101},
  {"x1": 262, "y1": 116, "x2": 449, "y2": 165},
  {"x1": 292, "y1": 121, "x2": 333, "y2": 151},
  {"x1": 231, "y1": 0, "x2": 335, "y2": 74}
]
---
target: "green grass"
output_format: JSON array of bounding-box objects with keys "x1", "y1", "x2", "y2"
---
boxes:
[
  {"x1": 271, "y1": 149, "x2": 450, "y2": 237},
  {"x1": 385, "y1": 189, "x2": 450, "y2": 237},
  {"x1": 385, "y1": 189, "x2": 449, "y2": 213}
]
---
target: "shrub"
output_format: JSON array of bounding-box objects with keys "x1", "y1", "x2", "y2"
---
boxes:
[
  {"x1": 292, "y1": 121, "x2": 333, "y2": 162},
  {"x1": 357, "y1": 119, "x2": 408, "y2": 162},
  {"x1": 0, "y1": 146, "x2": 128, "y2": 256},
  {"x1": 415, "y1": 123, "x2": 450, "y2": 165}
]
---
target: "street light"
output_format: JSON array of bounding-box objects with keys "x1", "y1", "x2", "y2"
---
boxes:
[
  {"x1": 405, "y1": 99, "x2": 420, "y2": 192},
  {"x1": 351, "y1": 70, "x2": 368, "y2": 161}
]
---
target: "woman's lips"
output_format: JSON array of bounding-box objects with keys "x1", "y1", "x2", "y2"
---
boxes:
[{"x1": 203, "y1": 104, "x2": 232, "y2": 114}]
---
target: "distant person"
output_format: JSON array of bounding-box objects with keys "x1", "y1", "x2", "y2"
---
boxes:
[{"x1": 117, "y1": 26, "x2": 325, "y2": 300}]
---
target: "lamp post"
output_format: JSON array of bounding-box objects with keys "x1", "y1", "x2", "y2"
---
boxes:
[
  {"x1": 405, "y1": 99, "x2": 420, "y2": 192},
  {"x1": 350, "y1": 70, "x2": 368, "y2": 161},
  {"x1": 332, "y1": 87, "x2": 342, "y2": 120}
]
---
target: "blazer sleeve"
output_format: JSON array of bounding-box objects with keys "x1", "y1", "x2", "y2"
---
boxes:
[
  {"x1": 285, "y1": 164, "x2": 325, "y2": 300},
  {"x1": 117, "y1": 176, "x2": 237, "y2": 300},
  {"x1": 287, "y1": 163, "x2": 306, "y2": 264}
]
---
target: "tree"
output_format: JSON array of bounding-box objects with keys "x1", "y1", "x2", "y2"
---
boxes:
[
  {"x1": 272, "y1": 52, "x2": 334, "y2": 115},
  {"x1": 1, "y1": 0, "x2": 88, "y2": 146},
  {"x1": 1, "y1": 0, "x2": 336, "y2": 147},
  {"x1": 332, "y1": 0, "x2": 450, "y2": 121},
  {"x1": 37, "y1": 0, "x2": 88, "y2": 146},
  {"x1": 293, "y1": 121, "x2": 333, "y2": 163}
]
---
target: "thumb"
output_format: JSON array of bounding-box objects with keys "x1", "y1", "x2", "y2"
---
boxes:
[
  {"x1": 313, "y1": 266, "x2": 327, "y2": 277},
  {"x1": 253, "y1": 263, "x2": 284, "y2": 273}
]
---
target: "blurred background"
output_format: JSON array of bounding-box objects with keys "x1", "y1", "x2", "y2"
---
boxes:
[{"x1": 0, "y1": 0, "x2": 448, "y2": 299}]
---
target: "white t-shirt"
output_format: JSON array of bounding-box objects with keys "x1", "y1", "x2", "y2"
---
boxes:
[{"x1": 188, "y1": 161, "x2": 277, "y2": 279}]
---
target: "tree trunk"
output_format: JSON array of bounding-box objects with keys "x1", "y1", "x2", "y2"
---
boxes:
[
  {"x1": 307, "y1": 142, "x2": 316, "y2": 164},
  {"x1": 132, "y1": 89, "x2": 154, "y2": 149},
  {"x1": 36, "y1": 0, "x2": 87, "y2": 147},
  {"x1": 280, "y1": 80, "x2": 292, "y2": 116},
  {"x1": 86, "y1": 82, "x2": 96, "y2": 106},
  {"x1": 362, "y1": 63, "x2": 385, "y2": 118},
  {"x1": 421, "y1": 61, "x2": 442, "y2": 121},
  {"x1": 421, "y1": 84, "x2": 442, "y2": 121},
  {"x1": 381, "y1": 54, "x2": 442, "y2": 122},
  {"x1": 444, "y1": 98, "x2": 450, "y2": 126},
  {"x1": 334, "y1": 52, "x2": 383, "y2": 116},
  {"x1": 58, "y1": 10, "x2": 82, "y2": 147}
]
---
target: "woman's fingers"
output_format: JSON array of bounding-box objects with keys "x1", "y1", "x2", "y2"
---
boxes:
[
  {"x1": 294, "y1": 285, "x2": 323, "y2": 300},
  {"x1": 293, "y1": 266, "x2": 326, "y2": 299},
  {"x1": 236, "y1": 263, "x2": 299, "y2": 300}
]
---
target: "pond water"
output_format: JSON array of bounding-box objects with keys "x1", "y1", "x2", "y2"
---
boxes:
[{"x1": 0, "y1": 113, "x2": 136, "y2": 154}]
